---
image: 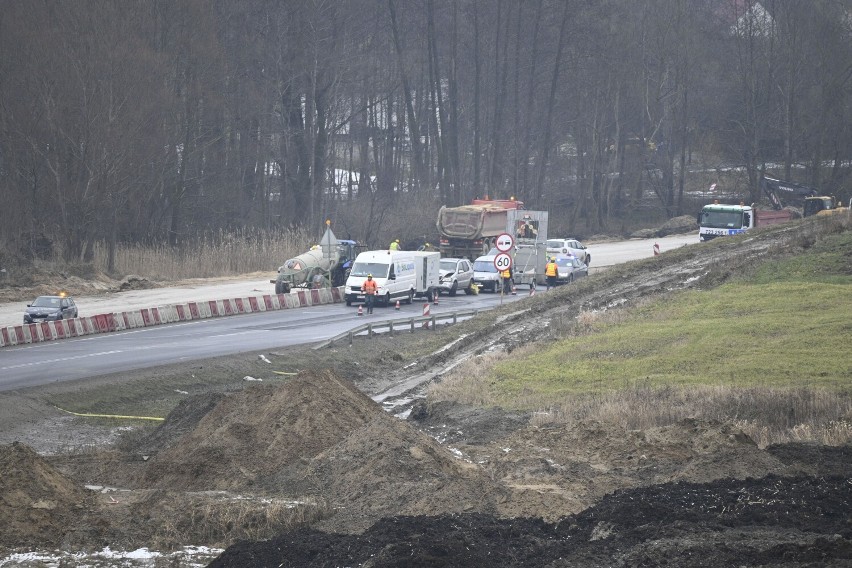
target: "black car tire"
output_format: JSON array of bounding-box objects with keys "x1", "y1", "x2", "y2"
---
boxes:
[{"x1": 449, "y1": 280, "x2": 458, "y2": 296}]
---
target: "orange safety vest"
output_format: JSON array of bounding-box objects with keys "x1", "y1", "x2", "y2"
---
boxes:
[
  {"x1": 362, "y1": 279, "x2": 378, "y2": 295},
  {"x1": 545, "y1": 262, "x2": 558, "y2": 277}
]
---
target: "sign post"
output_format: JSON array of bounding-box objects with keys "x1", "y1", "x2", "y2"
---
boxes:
[{"x1": 493, "y1": 252, "x2": 513, "y2": 304}]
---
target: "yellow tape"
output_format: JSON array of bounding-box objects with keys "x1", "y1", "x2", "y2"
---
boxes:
[{"x1": 54, "y1": 406, "x2": 164, "y2": 421}]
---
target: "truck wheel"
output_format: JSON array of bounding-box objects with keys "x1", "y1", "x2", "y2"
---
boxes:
[
  {"x1": 345, "y1": 296, "x2": 352, "y2": 306},
  {"x1": 407, "y1": 290, "x2": 414, "y2": 304},
  {"x1": 449, "y1": 281, "x2": 458, "y2": 296},
  {"x1": 464, "y1": 282, "x2": 474, "y2": 295},
  {"x1": 382, "y1": 293, "x2": 391, "y2": 307},
  {"x1": 275, "y1": 281, "x2": 286, "y2": 295}
]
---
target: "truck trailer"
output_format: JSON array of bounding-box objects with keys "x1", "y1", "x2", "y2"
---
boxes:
[{"x1": 436, "y1": 198, "x2": 548, "y2": 260}]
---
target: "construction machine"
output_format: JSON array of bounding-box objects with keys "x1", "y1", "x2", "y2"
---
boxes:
[{"x1": 271, "y1": 223, "x2": 360, "y2": 294}]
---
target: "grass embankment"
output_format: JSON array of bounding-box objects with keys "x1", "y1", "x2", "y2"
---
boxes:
[{"x1": 430, "y1": 230, "x2": 852, "y2": 447}]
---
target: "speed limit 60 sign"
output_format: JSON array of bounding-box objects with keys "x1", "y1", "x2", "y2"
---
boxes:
[{"x1": 493, "y1": 252, "x2": 512, "y2": 271}]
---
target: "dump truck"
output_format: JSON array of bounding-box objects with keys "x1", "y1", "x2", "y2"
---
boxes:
[
  {"x1": 436, "y1": 198, "x2": 549, "y2": 260},
  {"x1": 698, "y1": 203, "x2": 794, "y2": 241},
  {"x1": 271, "y1": 223, "x2": 360, "y2": 294}
]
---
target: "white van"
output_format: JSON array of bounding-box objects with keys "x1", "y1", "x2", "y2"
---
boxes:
[
  {"x1": 345, "y1": 250, "x2": 417, "y2": 307},
  {"x1": 472, "y1": 252, "x2": 504, "y2": 293}
]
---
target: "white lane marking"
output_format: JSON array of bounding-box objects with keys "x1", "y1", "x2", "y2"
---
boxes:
[{"x1": 1, "y1": 350, "x2": 124, "y2": 370}]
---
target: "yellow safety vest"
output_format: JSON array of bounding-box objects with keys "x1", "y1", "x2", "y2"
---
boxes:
[{"x1": 545, "y1": 262, "x2": 558, "y2": 277}]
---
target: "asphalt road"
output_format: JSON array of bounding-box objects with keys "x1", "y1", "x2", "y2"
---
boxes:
[{"x1": 0, "y1": 234, "x2": 699, "y2": 391}]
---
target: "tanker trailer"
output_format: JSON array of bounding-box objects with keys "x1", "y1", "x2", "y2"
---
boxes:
[{"x1": 271, "y1": 225, "x2": 359, "y2": 294}]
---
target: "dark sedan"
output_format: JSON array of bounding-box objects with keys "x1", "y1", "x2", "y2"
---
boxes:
[{"x1": 24, "y1": 295, "x2": 78, "y2": 324}]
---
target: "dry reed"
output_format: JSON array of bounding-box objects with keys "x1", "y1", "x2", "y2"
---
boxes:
[{"x1": 91, "y1": 227, "x2": 312, "y2": 280}]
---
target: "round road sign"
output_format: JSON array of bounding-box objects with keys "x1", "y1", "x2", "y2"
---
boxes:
[
  {"x1": 495, "y1": 233, "x2": 514, "y2": 252},
  {"x1": 493, "y1": 252, "x2": 512, "y2": 271}
]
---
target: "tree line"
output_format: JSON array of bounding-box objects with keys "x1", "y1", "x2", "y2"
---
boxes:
[{"x1": 1, "y1": 0, "x2": 850, "y2": 266}]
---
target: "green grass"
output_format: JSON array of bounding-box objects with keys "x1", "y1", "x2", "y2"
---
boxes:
[{"x1": 489, "y1": 232, "x2": 852, "y2": 401}]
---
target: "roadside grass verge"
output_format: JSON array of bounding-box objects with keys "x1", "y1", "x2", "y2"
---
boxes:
[{"x1": 429, "y1": 229, "x2": 852, "y2": 447}]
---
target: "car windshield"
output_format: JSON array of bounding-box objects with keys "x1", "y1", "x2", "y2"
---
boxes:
[
  {"x1": 556, "y1": 258, "x2": 574, "y2": 266},
  {"x1": 31, "y1": 297, "x2": 61, "y2": 308},
  {"x1": 440, "y1": 260, "x2": 458, "y2": 271},
  {"x1": 473, "y1": 260, "x2": 497, "y2": 272},
  {"x1": 350, "y1": 262, "x2": 390, "y2": 278},
  {"x1": 700, "y1": 210, "x2": 743, "y2": 228},
  {"x1": 546, "y1": 240, "x2": 565, "y2": 249}
]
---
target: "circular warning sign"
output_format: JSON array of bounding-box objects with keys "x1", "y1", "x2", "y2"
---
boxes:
[
  {"x1": 493, "y1": 252, "x2": 513, "y2": 271},
  {"x1": 495, "y1": 233, "x2": 514, "y2": 252}
]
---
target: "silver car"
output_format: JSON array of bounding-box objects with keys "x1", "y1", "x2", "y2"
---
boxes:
[
  {"x1": 437, "y1": 258, "x2": 474, "y2": 296},
  {"x1": 546, "y1": 238, "x2": 590, "y2": 265},
  {"x1": 554, "y1": 255, "x2": 588, "y2": 284}
]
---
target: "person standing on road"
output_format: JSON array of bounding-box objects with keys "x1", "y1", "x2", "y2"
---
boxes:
[
  {"x1": 362, "y1": 274, "x2": 378, "y2": 314},
  {"x1": 389, "y1": 239, "x2": 401, "y2": 251},
  {"x1": 500, "y1": 266, "x2": 515, "y2": 295},
  {"x1": 545, "y1": 257, "x2": 558, "y2": 291}
]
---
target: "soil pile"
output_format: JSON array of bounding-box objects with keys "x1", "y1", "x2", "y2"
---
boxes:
[
  {"x1": 301, "y1": 414, "x2": 509, "y2": 534},
  {"x1": 141, "y1": 370, "x2": 380, "y2": 491},
  {"x1": 0, "y1": 442, "x2": 101, "y2": 548},
  {"x1": 209, "y1": 474, "x2": 852, "y2": 567},
  {"x1": 139, "y1": 369, "x2": 509, "y2": 534}
]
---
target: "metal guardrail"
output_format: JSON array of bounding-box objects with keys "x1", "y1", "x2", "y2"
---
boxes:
[{"x1": 314, "y1": 308, "x2": 481, "y2": 349}]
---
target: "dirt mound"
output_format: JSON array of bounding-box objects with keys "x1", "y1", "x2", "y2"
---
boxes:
[
  {"x1": 456, "y1": 418, "x2": 790, "y2": 521},
  {"x1": 301, "y1": 414, "x2": 509, "y2": 534},
  {"x1": 132, "y1": 391, "x2": 228, "y2": 457},
  {"x1": 209, "y1": 474, "x2": 852, "y2": 567},
  {"x1": 115, "y1": 274, "x2": 157, "y2": 291},
  {"x1": 141, "y1": 370, "x2": 383, "y2": 491},
  {"x1": 0, "y1": 442, "x2": 100, "y2": 547}
]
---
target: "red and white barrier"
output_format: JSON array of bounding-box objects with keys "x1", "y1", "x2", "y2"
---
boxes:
[{"x1": 0, "y1": 286, "x2": 348, "y2": 348}]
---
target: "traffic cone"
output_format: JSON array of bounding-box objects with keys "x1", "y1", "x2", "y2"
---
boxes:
[
  {"x1": 432, "y1": 291, "x2": 439, "y2": 304},
  {"x1": 653, "y1": 242, "x2": 660, "y2": 256},
  {"x1": 395, "y1": 299, "x2": 400, "y2": 310},
  {"x1": 357, "y1": 305, "x2": 363, "y2": 316}
]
